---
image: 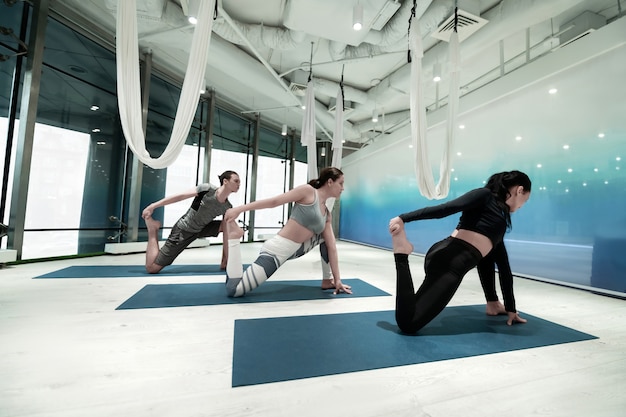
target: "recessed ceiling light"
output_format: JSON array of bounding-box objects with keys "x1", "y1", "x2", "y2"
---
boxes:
[
  {"x1": 605, "y1": 181, "x2": 609, "y2": 184},
  {"x1": 557, "y1": 180, "x2": 562, "y2": 184},
  {"x1": 548, "y1": 88, "x2": 558, "y2": 94},
  {"x1": 456, "y1": 152, "x2": 462, "y2": 156},
  {"x1": 91, "y1": 128, "x2": 100, "y2": 133},
  {"x1": 567, "y1": 168, "x2": 573, "y2": 173},
  {"x1": 598, "y1": 133, "x2": 605, "y2": 138},
  {"x1": 563, "y1": 144, "x2": 570, "y2": 150},
  {"x1": 515, "y1": 136, "x2": 522, "y2": 141},
  {"x1": 458, "y1": 124, "x2": 465, "y2": 129},
  {"x1": 536, "y1": 163, "x2": 542, "y2": 168},
  {"x1": 594, "y1": 168, "x2": 598, "y2": 172},
  {"x1": 582, "y1": 182, "x2": 587, "y2": 187},
  {"x1": 617, "y1": 156, "x2": 622, "y2": 161},
  {"x1": 90, "y1": 105, "x2": 99, "y2": 111}
]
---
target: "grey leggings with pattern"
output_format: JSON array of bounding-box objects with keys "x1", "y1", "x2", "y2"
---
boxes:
[{"x1": 226, "y1": 234, "x2": 329, "y2": 297}]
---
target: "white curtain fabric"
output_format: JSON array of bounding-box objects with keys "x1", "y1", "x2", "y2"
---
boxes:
[
  {"x1": 409, "y1": 18, "x2": 460, "y2": 199},
  {"x1": 326, "y1": 86, "x2": 344, "y2": 210},
  {"x1": 116, "y1": 0, "x2": 215, "y2": 169},
  {"x1": 331, "y1": 87, "x2": 344, "y2": 168},
  {"x1": 300, "y1": 80, "x2": 318, "y2": 180}
]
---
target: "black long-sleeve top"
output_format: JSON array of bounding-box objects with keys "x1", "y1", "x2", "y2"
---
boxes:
[
  {"x1": 399, "y1": 187, "x2": 517, "y2": 312},
  {"x1": 476, "y1": 242, "x2": 516, "y2": 312}
]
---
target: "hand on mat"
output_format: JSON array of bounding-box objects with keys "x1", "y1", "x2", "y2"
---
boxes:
[
  {"x1": 507, "y1": 312, "x2": 527, "y2": 326},
  {"x1": 333, "y1": 280, "x2": 352, "y2": 295}
]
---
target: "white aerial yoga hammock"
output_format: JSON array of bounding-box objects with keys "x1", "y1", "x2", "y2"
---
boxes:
[
  {"x1": 326, "y1": 85, "x2": 345, "y2": 211},
  {"x1": 331, "y1": 86, "x2": 344, "y2": 169},
  {"x1": 116, "y1": 0, "x2": 216, "y2": 169},
  {"x1": 300, "y1": 80, "x2": 318, "y2": 180},
  {"x1": 409, "y1": 16, "x2": 461, "y2": 199}
]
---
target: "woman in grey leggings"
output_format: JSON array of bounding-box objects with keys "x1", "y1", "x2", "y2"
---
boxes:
[{"x1": 223, "y1": 167, "x2": 352, "y2": 297}]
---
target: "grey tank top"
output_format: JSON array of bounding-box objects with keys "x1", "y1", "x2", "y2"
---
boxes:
[
  {"x1": 290, "y1": 189, "x2": 327, "y2": 234},
  {"x1": 177, "y1": 184, "x2": 232, "y2": 233}
]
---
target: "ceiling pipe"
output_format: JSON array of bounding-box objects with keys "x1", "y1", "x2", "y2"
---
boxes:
[
  {"x1": 211, "y1": 15, "x2": 307, "y2": 50},
  {"x1": 352, "y1": 0, "x2": 583, "y2": 125},
  {"x1": 312, "y1": 77, "x2": 369, "y2": 104},
  {"x1": 328, "y1": 0, "x2": 435, "y2": 60}
]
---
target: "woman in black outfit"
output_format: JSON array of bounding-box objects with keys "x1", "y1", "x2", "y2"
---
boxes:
[{"x1": 388, "y1": 170, "x2": 531, "y2": 334}]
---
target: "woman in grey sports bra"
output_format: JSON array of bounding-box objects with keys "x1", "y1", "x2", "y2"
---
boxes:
[{"x1": 222, "y1": 167, "x2": 352, "y2": 297}]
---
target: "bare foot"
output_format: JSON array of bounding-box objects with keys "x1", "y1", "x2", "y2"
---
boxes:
[
  {"x1": 226, "y1": 220, "x2": 244, "y2": 240},
  {"x1": 391, "y1": 229, "x2": 413, "y2": 255},
  {"x1": 145, "y1": 216, "x2": 162, "y2": 232},
  {"x1": 486, "y1": 301, "x2": 506, "y2": 316}
]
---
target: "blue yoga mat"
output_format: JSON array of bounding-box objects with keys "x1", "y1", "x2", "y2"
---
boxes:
[
  {"x1": 116, "y1": 278, "x2": 390, "y2": 310},
  {"x1": 34, "y1": 264, "x2": 238, "y2": 278},
  {"x1": 232, "y1": 305, "x2": 597, "y2": 387}
]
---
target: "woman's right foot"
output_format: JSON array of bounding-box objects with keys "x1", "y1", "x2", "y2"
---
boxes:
[
  {"x1": 390, "y1": 221, "x2": 413, "y2": 254},
  {"x1": 392, "y1": 236, "x2": 414, "y2": 254},
  {"x1": 226, "y1": 220, "x2": 244, "y2": 240},
  {"x1": 145, "y1": 216, "x2": 161, "y2": 232}
]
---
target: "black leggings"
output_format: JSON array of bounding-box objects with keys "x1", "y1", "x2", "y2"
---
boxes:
[{"x1": 395, "y1": 237, "x2": 482, "y2": 334}]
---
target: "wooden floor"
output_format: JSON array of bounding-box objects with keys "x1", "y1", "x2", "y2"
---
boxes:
[{"x1": 1, "y1": 241, "x2": 624, "y2": 417}]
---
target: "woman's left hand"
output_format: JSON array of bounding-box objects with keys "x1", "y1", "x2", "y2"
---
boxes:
[
  {"x1": 507, "y1": 311, "x2": 527, "y2": 326},
  {"x1": 334, "y1": 280, "x2": 352, "y2": 295}
]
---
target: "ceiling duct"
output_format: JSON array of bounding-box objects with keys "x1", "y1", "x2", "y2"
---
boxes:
[
  {"x1": 368, "y1": 0, "x2": 402, "y2": 31},
  {"x1": 327, "y1": 98, "x2": 354, "y2": 116},
  {"x1": 287, "y1": 69, "x2": 309, "y2": 97},
  {"x1": 431, "y1": 0, "x2": 488, "y2": 42},
  {"x1": 557, "y1": 11, "x2": 606, "y2": 48}
]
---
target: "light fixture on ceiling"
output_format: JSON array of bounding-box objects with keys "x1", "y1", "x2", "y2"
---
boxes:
[
  {"x1": 371, "y1": 108, "x2": 379, "y2": 123},
  {"x1": 353, "y1": 3, "x2": 363, "y2": 31},
  {"x1": 433, "y1": 63, "x2": 442, "y2": 82},
  {"x1": 548, "y1": 87, "x2": 558, "y2": 94},
  {"x1": 281, "y1": 124, "x2": 288, "y2": 136},
  {"x1": 321, "y1": 146, "x2": 326, "y2": 157}
]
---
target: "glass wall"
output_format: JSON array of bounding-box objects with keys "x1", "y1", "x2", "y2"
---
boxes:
[{"x1": 0, "y1": 2, "x2": 307, "y2": 260}]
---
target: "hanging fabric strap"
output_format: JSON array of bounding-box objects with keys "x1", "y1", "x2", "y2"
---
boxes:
[
  {"x1": 116, "y1": 0, "x2": 215, "y2": 169},
  {"x1": 326, "y1": 66, "x2": 345, "y2": 211},
  {"x1": 301, "y1": 43, "x2": 318, "y2": 180},
  {"x1": 332, "y1": 66, "x2": 345, "y2": 163},
  {"x1": 409, "y1": 5, "x2": 461, "y2": 199}
]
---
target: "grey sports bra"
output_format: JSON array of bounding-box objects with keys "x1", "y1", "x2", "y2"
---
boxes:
[{"x1": 290, "y1": 189, "x2": 327, "y2": 234}]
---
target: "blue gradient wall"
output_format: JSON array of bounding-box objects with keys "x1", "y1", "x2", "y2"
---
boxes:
[{"x1": 338, "y1": 44, "x2": 626, "y2": 295}]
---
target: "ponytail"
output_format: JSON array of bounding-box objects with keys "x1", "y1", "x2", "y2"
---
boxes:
[{"x1": 309, "y1": 167, "x2": 344, "y2": 189}]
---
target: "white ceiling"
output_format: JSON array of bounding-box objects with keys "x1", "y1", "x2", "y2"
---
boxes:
[{"x1": 48, "y1": 0, "x2": 626, "y2": 158}]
